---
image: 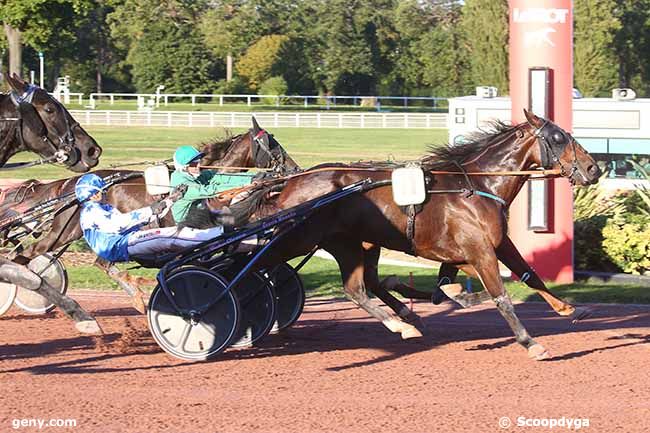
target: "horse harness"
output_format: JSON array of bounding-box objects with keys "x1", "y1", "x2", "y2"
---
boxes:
[
  {"x1": 0, "y1": 84, "x2": 81, "y2": 170},
  {"x1": 251, "y1": 129, "x2": 287, "y2": 173}
]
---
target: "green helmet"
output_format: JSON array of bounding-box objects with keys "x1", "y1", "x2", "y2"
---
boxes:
[{"x1": 173, "y1": 146, "x2": 204, "y2": 167}]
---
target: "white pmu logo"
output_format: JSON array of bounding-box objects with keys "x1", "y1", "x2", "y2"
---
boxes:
[
  {"x1": 524, "y1": 27, "x2": 556, "y2": 47},
  {"x1": 513, "y1": 8, "x2": 569, "y2": 24}
]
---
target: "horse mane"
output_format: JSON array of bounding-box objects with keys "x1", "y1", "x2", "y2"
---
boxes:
[
  {"x1": 307, "y1": 160, "x2": 404, "y2": 171},
  {"x1": 199, "y1": 130, "x2": 246, "y2": 162},
  {"x1": 422, "y1": 120, "x2": 521, "y2": 170}
]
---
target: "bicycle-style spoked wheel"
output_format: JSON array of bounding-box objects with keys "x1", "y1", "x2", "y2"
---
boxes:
[
  {"x1": 15, "y1": 253, "x2": 68, "y2": 314},
  {"x1": 0, "y1": 282, "x2": 17, "y2": 316},
  {"x1": 147, "y1": 267, "x2": 240, "y2": 361},
  {"x1": 268, "y1": 263, "x2": 305, "y2": 333}
]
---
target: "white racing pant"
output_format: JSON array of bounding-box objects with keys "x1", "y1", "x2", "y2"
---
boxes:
[{"x1": 126, "y1": 226, "x2": 224, "y2": 257}]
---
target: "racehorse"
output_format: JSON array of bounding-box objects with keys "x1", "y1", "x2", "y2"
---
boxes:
[
  {"x1": 0, "y1": 74, "x2": 103, "y2": 333},
  {"x1": 233, "y1": 110, "x2": 600, "y2": 360},
  {"x1": 1, "y1": 118, "x2": 298, "y2": 319},
  {"x1": 0, "y1": 74, "x2": 101, "y2": 172}
]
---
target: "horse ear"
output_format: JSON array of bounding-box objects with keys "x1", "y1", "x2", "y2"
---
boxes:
[
  {"x1": 5, "y1": 73, "x2": 23, "y2": 93},
  {"x1": 251, "y1": 116, "x2": 261, "y2": 134},
  {"x1": 523, "y1": 109, "x2": 543, "y2": 127}
]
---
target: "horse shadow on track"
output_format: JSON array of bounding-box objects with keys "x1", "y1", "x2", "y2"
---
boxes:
[{"x1": 1, "y1": 299, "x2": 648, "y2": 374}]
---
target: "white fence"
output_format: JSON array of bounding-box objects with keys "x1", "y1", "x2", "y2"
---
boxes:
[
  {"x1": 88, "y1": 92, "x2": 448, "y2": 109},
  {"x1": 70, "y1": 110, "x2": 448, "y2": 129}
]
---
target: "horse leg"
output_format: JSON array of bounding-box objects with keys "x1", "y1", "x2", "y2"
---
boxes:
[
  {"x1": 469, "y1": 250, "x2": 550, "y2": 360},
  {"x1": 430, "y1": 263, "x2": 460, "y2": 304},
  {"x1": 94, "y1": 257, "x2": 148, "y2": 314},
  {"x1": 496, "y1": 237, "x2": 590, "y2": 321},
  {"x1": 362, "y1": 245, "x2": 425, "y2": 330},
  {"x1": 324, "y1": 240, "x2": 422, "y2": 340},
  {"x1": 0, "y1": 257, "x2": 102, "y2": 334}
]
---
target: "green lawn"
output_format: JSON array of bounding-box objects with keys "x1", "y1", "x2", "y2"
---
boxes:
[
  {"x1": 1, "y1": 126, "x2": 447, "y2": 179},
  {"x1": 68, "y1": 256, "x2": 650, "y2": 304}
]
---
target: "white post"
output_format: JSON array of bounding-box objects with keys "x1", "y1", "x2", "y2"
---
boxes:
[
  {"x1": 191, "y1": 95, "x2": 196, "y2": 106},
  {"x1": 38, "y1": 52, "x2": 44, "y2": 88},
  {"x1": 29, "y1": 70, "x2": 35, "y2": 84},
  {"x1": 110, "y1": 95, "x2": 114, "y2": 105}
]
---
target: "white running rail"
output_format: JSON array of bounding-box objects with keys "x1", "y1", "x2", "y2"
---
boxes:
[{"x1": 69, "y1": 110, "x2": 448, "y2": 129}]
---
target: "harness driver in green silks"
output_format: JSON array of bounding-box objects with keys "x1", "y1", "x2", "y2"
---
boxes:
[{"x1": 170, "y1": 145, "x2": 255, "y2": 224}]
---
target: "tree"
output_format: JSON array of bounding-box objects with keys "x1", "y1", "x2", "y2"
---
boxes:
[
  {"x1": 460, "y1": 0, "x2": 509, "y2": 94},
  {"x1": 108, "y1": 0, "x2": 220, "y2": 93},
  {"x1": 0, "y1": 0, "x2": 93, "y2": 78},
  {"x1": 128, "y1": 22, "x2": 217, "y2": 93},
  {"x1": 236, "y1": 35, "x2": 289, "y2": 90},
  {"x1": 574, "y1": 0, "x2": 620, "y2": 97},
  {"x1": 394, "y1": 0, "x2": 469, "y2": 96},
  {"x1": 612, "y1": 0, "x2": 650, "y2": 96}
]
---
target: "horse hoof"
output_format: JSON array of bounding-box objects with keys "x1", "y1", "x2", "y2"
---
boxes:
[
  {"x1": 528, "y1": 344, "x2": 551, "y2": 361},
  {"x1": 431, "y1": 289, "x2": 448, "y2": 305},
  {"x1": 401, "y1": 326, "x2": 423, "y2": 339},
  {"x1": 75, "y1": 320, "x2": 103, "y2": 335},
  {"x1": 570, "y1": 306, "x2": 592, "y2": 323},
  {"x1": 132, "y1": 293, "x2": 147, "y2": 315},
  {"x1": 439, "y1": 283, "x2": 463, "y2": 299}
]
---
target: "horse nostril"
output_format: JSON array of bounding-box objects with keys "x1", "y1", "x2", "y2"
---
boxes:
[
  {"x1": 87, "y1": 145, "x2": 100, "y2": 159},
  {"x1": 587, "y1": 165, "x2": 600, "y2": 177}
]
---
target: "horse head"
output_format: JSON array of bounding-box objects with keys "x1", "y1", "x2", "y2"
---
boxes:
[
  {"x1": 4, "y1": 74, "x2": 102, "y2": 172},
  {"x1": 249, "y1": 116, "x2": 300, "y2": 173},
  {"x1": 199, "y1": 117, "x2": 299, "y2": 174},
  {"x1": 523, "y1": 109, "x2": 601, "y2": 185}
]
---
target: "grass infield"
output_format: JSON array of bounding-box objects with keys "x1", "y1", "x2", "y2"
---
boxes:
[{"x1": 68, "y1": 256, "x2": 650, "y2": 304}]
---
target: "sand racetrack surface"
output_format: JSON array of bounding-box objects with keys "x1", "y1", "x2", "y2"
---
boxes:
[{"x1": 1, "y1": 291, "x2": 649, "y2": 433}]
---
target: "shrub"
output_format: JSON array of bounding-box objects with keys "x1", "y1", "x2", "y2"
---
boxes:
[
  {"x1": 574, "y1": 215, "x2": 621, "y2": 272},
  {"x1": 258, "y1": 76, "x2": 288, "y2": 105},
  {"x1": 602, "y1": 213, "x2": 650, "y2": 274}
]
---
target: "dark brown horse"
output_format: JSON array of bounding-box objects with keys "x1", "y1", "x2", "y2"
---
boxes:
[
  {"x1": 0, "y1": 74, "x2": 101, "y2": 172},
  {"x1": 235, "y1": 110, "x2": 600, "y2": 360},
  {"x1": 1, "y1": 118, "x2": 298, "y2": 316}
]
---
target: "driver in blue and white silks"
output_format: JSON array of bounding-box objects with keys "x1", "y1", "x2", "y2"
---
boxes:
[{"x1": 76, "y1": 173, "x2": 224, "y2": 262}]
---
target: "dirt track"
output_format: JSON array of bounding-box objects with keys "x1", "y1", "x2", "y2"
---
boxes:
[{"x1": 1, "y1": 291, "x2": 649, "y2": 433}]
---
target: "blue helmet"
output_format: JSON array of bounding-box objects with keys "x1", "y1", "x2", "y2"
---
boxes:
[{"x1": 75, "y1": 173, "x2": 106, "y2": 202}]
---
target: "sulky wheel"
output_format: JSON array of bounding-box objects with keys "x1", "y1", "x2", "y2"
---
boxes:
[
  {"x1": 147, "y1": 267, "x2": 240, "y2": 361},
  {"x1": 15, "y1": 253, "x2": 68, "y2": 314},
  {"x1": 0, "y1": 282, "x2": 17, "y2": 316},
  {"x1": 218, "y1": 268, "x2": 277, "y2": 349},
  {"x1": 267, "y1": 262, "x2": 306, "y2": 333}
]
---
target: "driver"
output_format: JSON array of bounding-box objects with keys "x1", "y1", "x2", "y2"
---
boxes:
[
  {"x1": 170, "y1": 146, "x2": 255, "y2": 223},
  {"x1": 75, "y1": 173, "x2": 224, "y2": 262}
]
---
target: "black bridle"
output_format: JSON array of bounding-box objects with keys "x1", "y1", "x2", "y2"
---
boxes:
[
  {"x1": 530, "y1": 118, "x2": 580, "y2": 182},
  {"x1": 251, "y1": 129, "x2": 287, "y2": 173},
  {"x1": 0, "y1": 84, "x2": 81, "y2": 169}
]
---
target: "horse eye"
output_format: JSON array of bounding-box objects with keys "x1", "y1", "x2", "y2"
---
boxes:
[
  {"x1": 44, "y1": 106, "x2": 54, "y2": 114},
  {"x1": 552, "y1": 131, "x2": 566, "y2": 145}
]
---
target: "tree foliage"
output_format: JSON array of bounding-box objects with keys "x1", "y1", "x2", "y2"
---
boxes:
[
  {"x1": 4, "y1": 0, "x2": 650, "y2": 97},
  {"x1": 460, "y1": 0, "x2": 509, "y2": 94},
  {"x1": 236, "y1": 35, "x2": 289, "y2": 90},
  {"x1": 574, "y1": 0, "x2": 620, "y2": 97}
]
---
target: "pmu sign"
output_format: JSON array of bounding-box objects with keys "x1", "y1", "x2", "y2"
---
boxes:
[{"x1": 508, "y1": 0, "x2": 575, "y2": 283}]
